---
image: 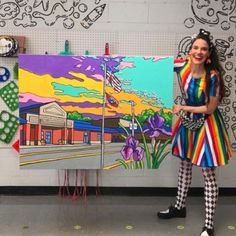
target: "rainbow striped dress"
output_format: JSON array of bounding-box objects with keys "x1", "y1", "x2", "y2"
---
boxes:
[{"x1": 172, "y1": 58, "x2": 232, "y2": 167}]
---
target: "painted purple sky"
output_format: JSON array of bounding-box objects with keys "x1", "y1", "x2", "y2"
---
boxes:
[{"x1": 19, "y1": 55, "x2": 125, "y2": 80}]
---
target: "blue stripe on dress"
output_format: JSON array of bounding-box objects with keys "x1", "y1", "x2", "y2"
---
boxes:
[
  {"x1": 205, "y1": 135, "x2": 214, "y2": 167},
  {"x1": 209, "y1": 75, "x2": 218, "y2": 96}
]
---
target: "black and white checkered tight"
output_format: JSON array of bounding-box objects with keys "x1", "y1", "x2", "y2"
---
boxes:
[
  {"x1": 202, "y1": 168, "x2": 218, "y2": 230},
  {"x1": 174, "y1": 160, "x2": 193, "y2": 210}
]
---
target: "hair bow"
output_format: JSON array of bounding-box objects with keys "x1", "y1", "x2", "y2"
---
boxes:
[{"x1": 199, "y1": 28, "x2": 210, "y2": 37}]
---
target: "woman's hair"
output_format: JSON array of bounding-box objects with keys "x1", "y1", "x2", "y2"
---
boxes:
[{"x1": 191, "y1": 29, "x2": 225, "y2": 103}]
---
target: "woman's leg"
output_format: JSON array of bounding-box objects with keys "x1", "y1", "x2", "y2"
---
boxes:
[
  {"x1": 157, "y1": 159, "x2": 192, "y2": 219},
  {"x1": 174, "y1": 159, "x2": 193, "y2": 209},
  {"x1": 202, "y1": 167, "x2": 218, "y2": 230}
]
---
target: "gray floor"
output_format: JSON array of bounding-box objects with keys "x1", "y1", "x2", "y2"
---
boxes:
[{"x1": 0, "y1": 195, "x2": 235, "y2": 236}]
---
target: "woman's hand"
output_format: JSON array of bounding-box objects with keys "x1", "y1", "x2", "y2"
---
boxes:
[
  {"x1": 173, "y1": 104, "x2": 183, "y2": 114},
  {"x1": 173, "y1": 96, "x2": 219, "y2": 115}
]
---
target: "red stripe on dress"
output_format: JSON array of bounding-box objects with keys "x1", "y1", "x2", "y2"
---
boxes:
[
  {"x1": 221, "y1": 124, "x2": 232, "y2": 159},
  {"x1": 172, "y1": 118, "x2": 181, "y2": 137},
  {"x1": 173, "y1": 144, "x2": 179, "y2": 156},
  {"x1": 207, "y1": 117, "x2": 221, "y2": 165}
]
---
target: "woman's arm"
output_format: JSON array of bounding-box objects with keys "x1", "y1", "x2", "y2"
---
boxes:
[
  {"x1": 173, "y1": 71, "x2": 221, "y2": 115},
  {"x1": 173, "y1": 96, "x2": 219, "y2": 115}
]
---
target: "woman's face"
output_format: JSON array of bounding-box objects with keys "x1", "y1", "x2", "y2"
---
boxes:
[{"x1": 189, "y1": 38, "x2": 210, "y2": 65}]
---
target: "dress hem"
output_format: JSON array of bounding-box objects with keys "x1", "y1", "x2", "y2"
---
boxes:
[{"x1": 172, "y1": 153, "x2": 229, "y2": 168}]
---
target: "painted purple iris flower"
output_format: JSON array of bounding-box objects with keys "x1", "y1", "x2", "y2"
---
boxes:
[
  {"x1": 144, "y1": 114, "x2": 171, "y2": 138},
  {"x1": 120, "y1": 135, "x2": 144, "y2": 161}
]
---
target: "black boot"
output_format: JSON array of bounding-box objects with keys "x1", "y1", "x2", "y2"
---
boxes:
[
  {"x1": 157, "y1": 205, "x2": 186, "y2": 219},
  {"x1": 200, "y1": 227, "x2": 214, "y2": 236}
]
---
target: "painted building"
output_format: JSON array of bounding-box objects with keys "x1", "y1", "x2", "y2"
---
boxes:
[{"x1": 20, "y1": 102, "x2": 115, "y2": 146}]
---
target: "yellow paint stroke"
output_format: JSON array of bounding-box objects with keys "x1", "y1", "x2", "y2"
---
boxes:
[
  {"x1": 227, "y1": 225, "x2": 235, "y2": 230},
  {"x1": 74, "y1": 225, "x2": 82, "y2": 230},
  {"x1": 105, "y1": 86, "x2": 171, "y2": 116},
  {"x1": 19, "y1": 68, "x2": 172, "y2": 118},
  {"x1": 19, "y1": 69, "x2": 103, "y2": 104},
  {"x1": 20, "y1": 146, "x2": 101, "y2": 158},
  {"x1": 103, "y1": 160, "x2": 132, "y2": 170},
  {"x1": 125, "y1": 225, "x2": 134, "y2": 230},
  {"x1": 177, "y1": 225, "x2": 185, "y2": 230},
  {"x1": 20, "y1": 150, "x2": 118, "y2": 166}
]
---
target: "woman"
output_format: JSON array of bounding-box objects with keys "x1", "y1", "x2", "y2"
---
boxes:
[{"x1": 157, "y1": 29, "x2": 232, "y2": 236}]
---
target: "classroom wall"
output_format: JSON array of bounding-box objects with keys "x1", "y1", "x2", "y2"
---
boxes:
[{"x1": 0, "y1": 0, "x2": 235, "y2": 187}]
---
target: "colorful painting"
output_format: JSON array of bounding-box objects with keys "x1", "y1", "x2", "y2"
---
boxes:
[{"x1": 19, "y1": 55, "x2": 174, "y2": 169}]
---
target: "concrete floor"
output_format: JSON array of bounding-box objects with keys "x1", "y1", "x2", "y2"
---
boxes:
[{"x1": 0, "y1": 195, "x2": 235, "y2": 236}]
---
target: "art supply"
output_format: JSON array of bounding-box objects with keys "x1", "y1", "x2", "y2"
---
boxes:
[
  {"x1": 59, "y1": 40, "x2": 73, "y2": 55},
  {"x1": 13, "y1": 63, "x2": 18, "y2": 80},
  {"x1": 104, "y1": 42, "x2": 110, "y2": 55},
  {"x1": 12, "y1": 139, "x2": 19, "y2": 152},
  {"x1": 0, "y1": 110, "x2": 18, "y2": 144},
  {"x1": 0, "y1": 36, "x2": 18, "y2": 57},
  {"x1": 0, "y1": 66, "x2": 10, "y2": 82},
  {"x1": 0, "y1": 81, "x2": 19, "y2": 111}
]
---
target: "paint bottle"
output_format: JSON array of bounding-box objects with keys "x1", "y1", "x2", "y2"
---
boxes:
[{"x1": 104, "y1": 43, "x2": 110, "y2": 56}]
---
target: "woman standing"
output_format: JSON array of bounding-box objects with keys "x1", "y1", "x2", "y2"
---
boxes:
[{"x1": 157, "y1": 29, "x2": 232, "y2": 236}]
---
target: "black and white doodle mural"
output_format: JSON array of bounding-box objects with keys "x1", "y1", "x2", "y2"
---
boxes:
[
  {"x1": 0, "y1": 0, "x2": 106, "y2": 29},
  {"x1": 181, "y1": 0, "x2": 236, "y2": 150},
  {"x1": 185, "y1": 0, "x2": 236, "y2": 31}
]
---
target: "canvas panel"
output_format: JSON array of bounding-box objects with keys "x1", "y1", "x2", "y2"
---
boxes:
[
  {"x1": 19, "y1": 55, "x2": 105, "y2": 169},
  {"x1": 19, "y1": 55, "x2": 174, "y2": 169},
  {"x1": 103, "y1": 56, "x2": 174, "y2": 170}
]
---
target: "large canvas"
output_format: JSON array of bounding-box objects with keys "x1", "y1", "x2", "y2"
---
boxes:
[{"x1": 19, "y1": 55, "x2": 174, "y2": 169}]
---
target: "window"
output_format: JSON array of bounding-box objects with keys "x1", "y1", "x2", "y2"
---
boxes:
[{"x1": 97, "y1": 133, "x2": 101, "y2": 141}]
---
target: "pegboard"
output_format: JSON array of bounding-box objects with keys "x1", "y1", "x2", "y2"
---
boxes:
[
  {"x1": 56, "y1": 31, "x2": 119, "y2": 55},
  {"x1": 0, "y1": 0, "x2": 234, "y2": 189},
  {"x1": 0, "y1": 61, "x2": 19, "y2": 149},
  {"x1": 118, "y1": 31, "x2": 177, "y2": 56},
  {"x1": 0, "y1": 28, "x2": 236, "y2": 152}
]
